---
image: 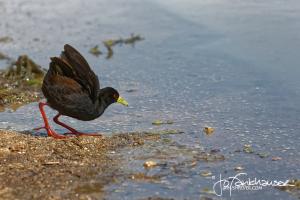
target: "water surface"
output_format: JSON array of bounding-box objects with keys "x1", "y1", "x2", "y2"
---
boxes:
[{"x1": 0, "y1": 0, "x2": 299, "y2": 199}]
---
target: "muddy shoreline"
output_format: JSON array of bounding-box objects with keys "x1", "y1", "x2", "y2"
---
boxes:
[
  {"x1": 0, "y1": 55, "x2": 44, "y2": 112},
  {"x1": 0, "y1": 130, "x2": 150, "y2": 200}
]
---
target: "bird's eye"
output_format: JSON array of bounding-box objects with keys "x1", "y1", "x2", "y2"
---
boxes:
[{"x1": 113, "y1": 94, "x2": 118, "y2": 100}]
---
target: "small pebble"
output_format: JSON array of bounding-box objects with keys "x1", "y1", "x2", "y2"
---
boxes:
[
  {"x1": 143, "y1": 160, "x2": 157, "y2": 168},
  {"x1": 272, "y1": 156, "x2": 282, "y2": 161},
  {"x1": 200, "y1": 170, "x2": 212, "y2": 177},
  {"x1": 234, "y1": 166, "x2": 244, "y2": 171},
  {"x1": 203, "y1": 127, "x2": 214, "y2": 135}
]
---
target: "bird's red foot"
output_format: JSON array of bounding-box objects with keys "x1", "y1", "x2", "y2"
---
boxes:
[
  {"x1": 36, "y1": 103, "x2": 102, "y2": 139},
  {"x1": 34, "y1": 126, "x2": 67, "y2": 139},
  {"x1": 34, "y1": 126, "x2": 101, "y2": 138},
  {"x1": 33, "y1": 126, "x2": 46, "y2": 131},
  {"x1": 47, "y1": 128, "x2": 67, "y2": 139},
  {"x1": 63, "y1": 132, "x2": 102, "y2": 137}
]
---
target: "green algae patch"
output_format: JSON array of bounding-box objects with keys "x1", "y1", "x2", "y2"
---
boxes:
[
  {"x1": 103, "y1": 34, "x2": 144, "y2": 48},
  {"x1": 243, "y1": 144, "x2": 254, "y2": 154},
  {"x1": 0, "y1": 36, "x2": 13, "y2": 43},
  {"x1": 4, "y1": 55, "x2": 45, "y2": 80},
  {"x1": 152, "y1": 120, "x2": 174, "y2": 126},
  {"x1": 89, "y1": 45, "x2": 102, "y2": 57},
  {"x1": 0, "y1": 55, "x2": 45, "y2": 111},
  {"x1": 0, "y1": 52, "x2": 10, "y2": 60},
  {"x1": 275, "y1": 179, "x2": 300, "y2": 198},
  {"x1": 257, "y1": 152, "x2": 270, "y2": 158},
  {"x1": 146, "y1": 129, "x2": 183, "y2": 135},
  {"x1": 91, "y1": 34, "x2": 144, "y2": 59},
  {"x1": 103, "y1": 34, "x2": 144, "y2": 59},
  {"x1": 103, "y1": 41, "x2": 114, "y2": 59}
]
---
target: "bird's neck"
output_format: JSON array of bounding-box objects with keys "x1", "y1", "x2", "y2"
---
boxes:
[{"x1": 94, "y1": 97, "x2": 109, "y2": 117}]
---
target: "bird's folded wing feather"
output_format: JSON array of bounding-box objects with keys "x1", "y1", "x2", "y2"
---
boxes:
[{"x1": 49, "y1": 44, "x2": 100, "y2": 103}]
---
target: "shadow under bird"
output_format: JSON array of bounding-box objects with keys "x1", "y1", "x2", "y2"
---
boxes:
[{"x1": 35, "y1": 44, "x2": 128, "y2": 139}]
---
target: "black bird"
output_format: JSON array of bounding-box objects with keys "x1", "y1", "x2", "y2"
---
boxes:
[{"x1": 35, "y1": 44, "x2": 128, "y2": 138}]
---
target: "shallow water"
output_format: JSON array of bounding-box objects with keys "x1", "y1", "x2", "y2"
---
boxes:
[{"x1": 0, "y1": 0, "x2": 299, "y2": 199}]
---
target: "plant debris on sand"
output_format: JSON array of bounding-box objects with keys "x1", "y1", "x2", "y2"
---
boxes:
[
  {"x1": 89, "y1": 45, "x2": 102, "y2": 57},
  {"x1": 0, "y1": 55, "x2": 45, "y2": 111},
  {"x1": 0, "y1": 130, "x2": 146, "y2": 200}
]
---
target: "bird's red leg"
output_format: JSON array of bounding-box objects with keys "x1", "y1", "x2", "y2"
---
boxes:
[
  {"x1": 53, "y1": 114, "x2": 102, "y2": 136},
  {"x1": 35, "y1": 102, "x2": 66, "y2": 139},
  {"x1": 53, "y1": 114, "x2": 78, "y2": 133}
]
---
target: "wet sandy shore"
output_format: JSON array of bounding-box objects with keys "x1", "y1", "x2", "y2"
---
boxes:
[{"x1": 0, "y1": 130, "x2": 149, "y2": 200}]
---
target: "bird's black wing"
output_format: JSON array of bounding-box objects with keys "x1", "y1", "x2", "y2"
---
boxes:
[{"x1": 49, "y1": 44, "x2": 100, "y2": 103}]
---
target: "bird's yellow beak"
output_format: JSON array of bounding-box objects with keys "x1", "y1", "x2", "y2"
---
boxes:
[{"x1": 117, "y1": 96, "x2": 128, "y2": 106}]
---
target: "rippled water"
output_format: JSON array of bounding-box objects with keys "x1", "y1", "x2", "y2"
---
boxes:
[{"x1": 0, "y1": 0, "x2": 299, "y2": 199}]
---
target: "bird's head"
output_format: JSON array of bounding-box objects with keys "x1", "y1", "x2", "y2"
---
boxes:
[{"x1": 99, "y1": 87, "x2": 128, "y2": 107}]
